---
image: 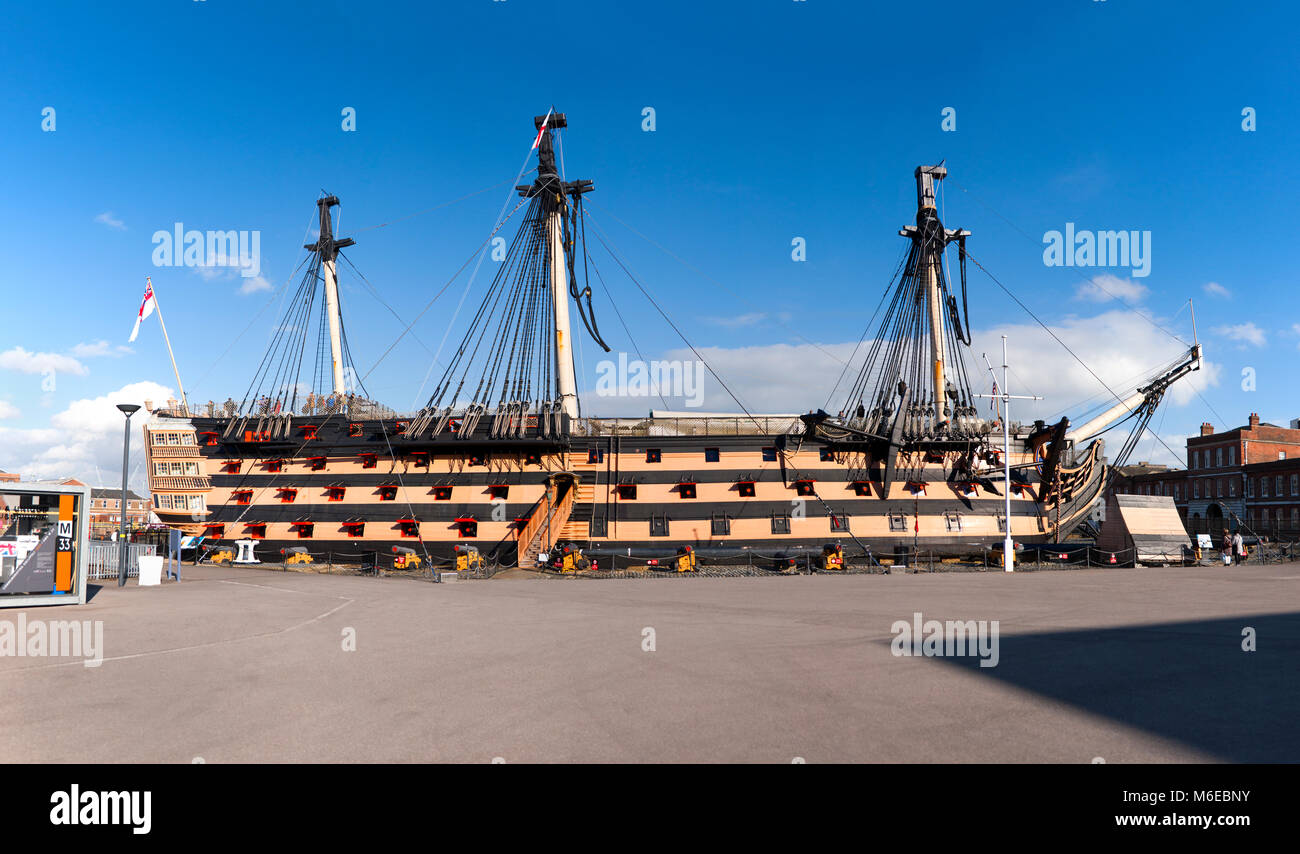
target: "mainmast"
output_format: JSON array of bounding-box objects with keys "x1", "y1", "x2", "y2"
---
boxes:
[
  {"x1": 917, "y1": 167, "x2": 948, "y2": 420},
  {"x1": 517, "y1": 112, "x2": 592, "y2": 420},
  {"x1": 305, "y1": 196, "x2": 355, "y2": 397}
]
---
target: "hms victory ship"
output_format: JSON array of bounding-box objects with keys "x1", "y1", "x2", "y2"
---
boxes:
[{"x1": 144, "y1": 111, "x2": 1202, "y2": 568}]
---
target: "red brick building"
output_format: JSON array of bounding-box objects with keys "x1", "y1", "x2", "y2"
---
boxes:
[
  {"x1": 88, "y1": 487, "x2": 152, "y2": 535},
  {"x1": 1112, "y1": 413, "x2": 1300, "y2": 540}
]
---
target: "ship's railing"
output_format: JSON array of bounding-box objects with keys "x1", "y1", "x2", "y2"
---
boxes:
[
  {"x1": 571, "y1": 415, "x2": 804, "y2": 437},
  {"x1": 150, "y1": 476, "x2": 212, "y2": 491},
  {"x1": 163, "y1": 398, "x2": 403, "y2": 420},
  {"x1": 147, "y1": 445, "x2": 203, "y2": 458},
  {"x1": 169, "y1": 405, "x2": 807, "y2": 438},
  {"x1": 514, "y1": 479, "x2": 576, "y2": 562}
]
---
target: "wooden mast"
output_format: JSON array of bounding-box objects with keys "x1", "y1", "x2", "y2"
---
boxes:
[{"x1": 306, "y1": 196, "x2": 355, "y2": 398}]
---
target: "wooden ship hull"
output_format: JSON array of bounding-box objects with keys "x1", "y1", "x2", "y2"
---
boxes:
[{"x1": 144, "y1": 409, "x2": 1107, "y2": 565}]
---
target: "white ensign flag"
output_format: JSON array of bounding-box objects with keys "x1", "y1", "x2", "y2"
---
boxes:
[
  {"x1": 532, "y1": 108, "x2": 553, "y2": 150},
  {"x1": 128, "y1": 277, "x2": 157, "y2": 343}
]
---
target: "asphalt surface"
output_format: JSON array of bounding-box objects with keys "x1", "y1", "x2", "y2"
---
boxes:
[{"x1": 2, "y1": 561, "x2": 1297, "y2": 763}]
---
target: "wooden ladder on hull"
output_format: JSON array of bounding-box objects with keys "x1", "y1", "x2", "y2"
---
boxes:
[
  {"x1": 560, "y1": 457, "x2": 599, "y2": 541},
  {"x1": 515, "y1": 475, "x2": 576, "y2": 568}
]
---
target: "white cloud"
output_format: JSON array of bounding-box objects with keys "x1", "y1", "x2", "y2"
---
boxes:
[
  {"x1": 0, "y1": 347, "x2": 88, "y2": 376},
  {"x1": 1212, "y1": 322, "x2": 1266, "y2": 348},
  {"x1": 239, "y1": 275, "x2": 272, "y2": 294},
  {"x1": 71, "y1": 339, "x2": 131, "y2": 358},
  {"x1": 1124, "y1": 431, "x2": 1191, "y2": 469},
  {"x1": 1202, "y1": 281, "x2": 1231, "y2": 299},
  {"x1": 0, "y1": 400, "x2": 19, "y2": 419},
  {"x1": 0, "y1": 381, "x2": 172, "y2": 491},
  {"x1": 1074, "y1": 274, "x2": 1149, "y2": 304},
  {"x1": 95, "y1": 211, "x2": 127, "y2": 231},
  {"x1": 193, "y1": 250, "x2": 265, "y2": 292}
]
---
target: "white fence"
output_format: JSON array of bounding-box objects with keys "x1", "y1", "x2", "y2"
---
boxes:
[{"x1": 88, "y1": 541, "x2": 158, "y2": 580}]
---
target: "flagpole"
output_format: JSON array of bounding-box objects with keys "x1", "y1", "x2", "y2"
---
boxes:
[
  {"x1": 975, "y1": 336, "x2": 1043, "y2": 572},
  {"x1": 147, "y1": 278, "x2": 189, "y2": 414}
]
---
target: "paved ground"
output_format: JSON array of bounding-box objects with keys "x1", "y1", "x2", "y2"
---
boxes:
[{"x1": 1, "y1": 561, "x2": 1296, "y2": 763}]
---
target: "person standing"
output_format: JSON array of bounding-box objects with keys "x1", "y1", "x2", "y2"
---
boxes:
[
  {"x1": 1233, "y1": 530, "x2": 1246, "y2": 565},
  {"x1": 1222, "y1": 531, "x2": 1233, "y2": 565}
]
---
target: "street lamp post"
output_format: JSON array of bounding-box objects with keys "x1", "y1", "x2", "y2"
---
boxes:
[{"x1": 116, "y1": 403, "x2": 141, "y2": 586}]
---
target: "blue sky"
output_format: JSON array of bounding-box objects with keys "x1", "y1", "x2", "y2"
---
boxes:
[{"x1": 1, "y1": 0, "x2": 1296, "y2": 484}]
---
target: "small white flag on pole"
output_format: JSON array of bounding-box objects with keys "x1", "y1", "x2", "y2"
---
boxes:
[
  {"x1": 531, "y1": 108, "x2": 554, "y2": 150},
  {"x1": 128, "y1": 276, "x2": 157, "y2": 343}
]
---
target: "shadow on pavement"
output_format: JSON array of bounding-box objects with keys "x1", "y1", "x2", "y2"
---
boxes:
[{"x1": 935, "y1": 613, "x2": 1300, "y2": 762}]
